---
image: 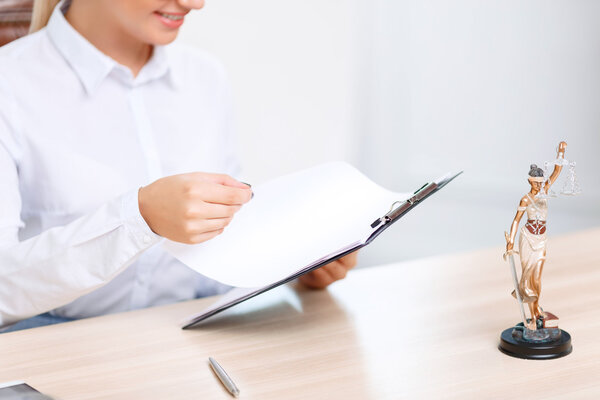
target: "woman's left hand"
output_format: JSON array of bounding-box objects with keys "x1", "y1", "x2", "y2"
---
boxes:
[{"x1": 298, "y1": 251, "x2": 358, "y2": 289}]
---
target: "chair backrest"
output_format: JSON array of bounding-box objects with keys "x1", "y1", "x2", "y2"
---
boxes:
[{"x1": 0, "y1": 0, "x2": 33, "y2": 47}]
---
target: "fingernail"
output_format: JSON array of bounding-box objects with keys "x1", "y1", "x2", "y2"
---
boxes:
[
  {"x1": 241, "y1": 181, "x2": 252, "y2": 188},
  {"x1": 251, "y1": 192, "x2": 254, "y2": 199}
]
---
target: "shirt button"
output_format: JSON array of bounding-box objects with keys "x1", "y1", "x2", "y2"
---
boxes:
[{"x1": 143, "y1": 235, "x2": 151, "y2": 244}]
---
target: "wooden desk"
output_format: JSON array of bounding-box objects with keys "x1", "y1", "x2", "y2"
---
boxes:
[{"x1": 1, "y1": 228, "x2": 599, "y2": 399}]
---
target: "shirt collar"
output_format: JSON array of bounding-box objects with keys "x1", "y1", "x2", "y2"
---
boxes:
[
  {"x1": 46, "y1": 1, "x2": 179, "y2": 95},
  {"x1": 139, "y1": 45, "x2": 182, "y2": 90}
]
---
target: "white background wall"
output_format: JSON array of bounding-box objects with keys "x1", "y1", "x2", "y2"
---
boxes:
[
  {"x1": 180, "y1": 1, "x2": 600, "y2": 267},
  {"x1": 179, "y1": 0, "x2": 369, "y2": 180}
]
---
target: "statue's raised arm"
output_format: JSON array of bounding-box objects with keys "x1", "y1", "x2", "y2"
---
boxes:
[{"x1": 544, "y1": 141, "x2": 567, "y2": 193}]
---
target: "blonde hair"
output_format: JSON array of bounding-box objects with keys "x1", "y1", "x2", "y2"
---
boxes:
[{"x1": 29, "y1": 0, "x2": 62, "y2": 33}]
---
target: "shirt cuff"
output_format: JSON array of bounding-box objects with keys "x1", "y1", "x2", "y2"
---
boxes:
[{"x1": 120, "y1": 188, "x2": 162, "y2": 248}]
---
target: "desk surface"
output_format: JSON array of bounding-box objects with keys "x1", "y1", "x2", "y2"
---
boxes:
[{"x1": 1, "y1": 228, "x2": 600, "y2": 399}]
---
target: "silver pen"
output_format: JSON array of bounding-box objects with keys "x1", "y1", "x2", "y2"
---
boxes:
[{"x1": 208, "y1": 357, "x2": 240, "y2": 398}]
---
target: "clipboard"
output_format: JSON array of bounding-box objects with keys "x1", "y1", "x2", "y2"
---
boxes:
[{"x1": 181, "y1": 171, "x2": 462, "y2": 329}]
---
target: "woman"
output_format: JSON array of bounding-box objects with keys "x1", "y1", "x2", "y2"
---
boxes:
[
  {"x1": 0, "y1": 0, "x2": 356, "y2": 331},
  {"x1": 505, "y1": 141, "x2": 567, "y2": 328}
]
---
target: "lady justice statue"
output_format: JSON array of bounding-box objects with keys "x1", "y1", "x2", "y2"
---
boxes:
[{"x1": 499, "y1": 141, "x2": 575, "y2": 359}]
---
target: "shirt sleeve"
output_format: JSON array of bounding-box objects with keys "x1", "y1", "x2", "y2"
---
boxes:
[{"x1": 0, "y1": 78, "x2": 161, "y2": 329}]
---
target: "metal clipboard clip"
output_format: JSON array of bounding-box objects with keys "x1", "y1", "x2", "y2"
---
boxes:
[
  {"x1": 370, "y1": 182, "x2": 437, "y2": 229},
  {"x1": 369, "y1": 172, "x2": 462, "y2": 230}
]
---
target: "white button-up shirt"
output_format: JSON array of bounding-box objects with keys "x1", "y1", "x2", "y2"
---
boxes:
[{"x1": 0, "y1": 3, "x2": 237, "y2": 328}]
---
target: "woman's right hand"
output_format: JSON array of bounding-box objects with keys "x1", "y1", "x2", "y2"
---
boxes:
[{"x1": 138, "y1": 172, "x2": 252, "y2": 244}]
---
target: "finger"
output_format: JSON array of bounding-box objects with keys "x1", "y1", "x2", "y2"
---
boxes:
[
  {"x1": 298, "y1": 273, "x2": 324, "y2": 289},
  {"x1": 187, "y1": 203, "x2": 242, "y2": 219},
  {"x1": 187, "y1": 228, "x2": 225, "y2": 244},
  {"x1": 186, "y1": 217, "x2": 233, "y2": 234},
  {"x1": 299, "y1": 269, "x2": 332, "y2": 289},
  {"x1": 200, "y1": 173, "x2": 251, "y2": 189},
  {"x1": 338, "y1": 252, "x2": 358, "y2": 269},
  {"x1": 310, "y1": 267, "x2": 337, "y2": 285},
  {"x1": 322, "y1": 262, "x2": 348, "y2": 280},
  {"x1": 199, "y1": 183, "x2": 252, "y2": 205}
]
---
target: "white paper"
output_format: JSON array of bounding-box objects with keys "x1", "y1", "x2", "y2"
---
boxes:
[{"x1": 163, "y1": 162, "x2": 408, "y2": 288}]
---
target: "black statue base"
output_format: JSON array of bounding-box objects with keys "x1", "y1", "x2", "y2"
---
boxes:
[{"x1": 499, "y1": 325, "x2": 572, "y2": 360}]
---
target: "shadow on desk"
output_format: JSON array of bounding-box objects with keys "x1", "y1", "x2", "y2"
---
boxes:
[
  {"x1": 0, "y1": 312, "x2": 74, "y2": 334},
  {"x1": 182, "y1": 283, "x2": 375, "y2": 399},
  {"x1": 186, "y1": 283, "x2": 347, "y2": 332}
]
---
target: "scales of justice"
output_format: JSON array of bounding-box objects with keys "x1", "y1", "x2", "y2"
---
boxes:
[{"x1": 499, "y1": 141, "x2": 580, "y2": 359}]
